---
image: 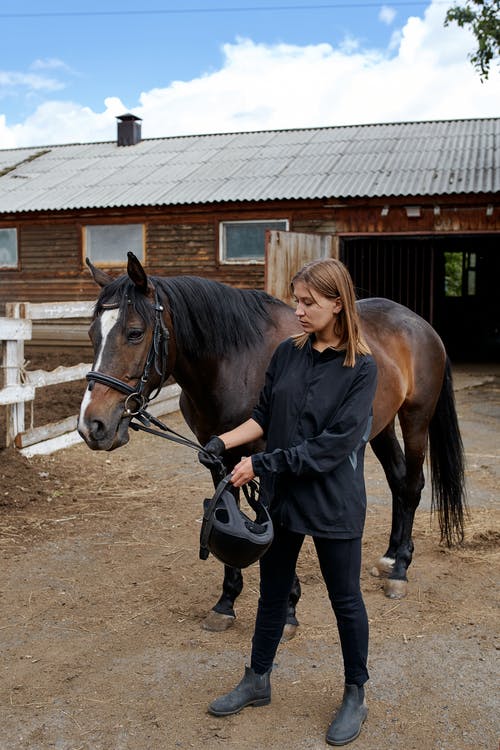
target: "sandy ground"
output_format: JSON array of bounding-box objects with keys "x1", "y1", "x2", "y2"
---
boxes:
[{"x1": 0, "y1": 363, "x2": 498, "y2": 750}]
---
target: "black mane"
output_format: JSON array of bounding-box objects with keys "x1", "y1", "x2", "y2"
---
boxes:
[
  {"x1": 157, "y1": 275, "x2": 283, "y2": 358},
  {"x1": 95, "y1": 274, "x2": 285, "y2": 358}
]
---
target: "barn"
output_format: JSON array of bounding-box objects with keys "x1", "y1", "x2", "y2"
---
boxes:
[{"x1": 0, "y1": 114, "x2": 499, "y2": 360}]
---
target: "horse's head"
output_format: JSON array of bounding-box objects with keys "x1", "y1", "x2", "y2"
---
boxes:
[{"x1": 78, "y1": 252, "x2": 174, "y2": 450}]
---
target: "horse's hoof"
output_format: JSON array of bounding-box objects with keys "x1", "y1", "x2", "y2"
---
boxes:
[
  {"x1": 202, "y1": 610, "x2": 236, "y2": 632},
  {"x1": 371, "y1": 556, "x2": 395, "y2": 578},
  {"x1": 383, "y1": 578, "x2": 408, "y2": 599},
  {"x1": 281, "y1": 622, "x2": 298, "y2": 642}
]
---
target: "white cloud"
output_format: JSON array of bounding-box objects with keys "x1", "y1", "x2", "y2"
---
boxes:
[
  {"x1": 338, "y1": 35, "x2": 360, "y2": 54},
  {"x1": 0, "y1": 70, "x2": 65, "y2": 94},
  {"x1": 31, "y1": 57, "x2": 73, "y2": 73},
  {"x1": 1, "y1": 0, "x2": 499, "y2": 148},
  {"x1": 388, "y1": 28, "x2": 403, "y2": 53},
  {"x1": 0, "y1": 97, "x2": 126, "y2": 149},
  {"x1": 379, "y1": 6, "x2": 397, "y2": 25}
]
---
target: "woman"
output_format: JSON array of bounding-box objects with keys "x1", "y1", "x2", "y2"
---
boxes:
[{"x1": 199, "y1": 258, "x2": 377, "y2": 746}]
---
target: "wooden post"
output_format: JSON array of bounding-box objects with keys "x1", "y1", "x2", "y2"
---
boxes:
[{"x1": 3, "y1": 304, "x2": 31, "y2": 447}]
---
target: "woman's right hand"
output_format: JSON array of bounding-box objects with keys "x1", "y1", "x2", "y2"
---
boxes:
[{"x1": 230, "y1": 456, "x2": 256, "y2": 487}]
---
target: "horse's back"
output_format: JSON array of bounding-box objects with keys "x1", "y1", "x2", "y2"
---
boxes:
[
  {"x1": 357, "y1": 298, "x2": 447, "y2": 436},
  {"x1": 358, "y1": 298, "x2": 445, "y2": 354}
]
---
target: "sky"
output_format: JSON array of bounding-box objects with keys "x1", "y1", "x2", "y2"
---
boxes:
[{"x1": 0, "y1": 0, "x2": 499, "y2": 148}]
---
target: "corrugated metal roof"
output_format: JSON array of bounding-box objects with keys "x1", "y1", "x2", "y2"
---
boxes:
[{"x1": 0, "y1": 118, "x2": 498, "y2": 214}]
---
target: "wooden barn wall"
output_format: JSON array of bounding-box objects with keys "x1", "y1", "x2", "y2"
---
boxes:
[
  {"x1": 1, "y1": 196, "x2": 498, "y2": 311},
  {"x1": 291, "y1": 201, "x2": 500, "y2": 235},
  {"x1": 21, "y1": 224, "x2": 81, "y2": 271},
  {"x1": 147, "y1": 222, "x2": 216, "y2": 275},
  {"x1": 146, "y1": 220, "x2": 262, "y2": 288},
  {"x1": 0, "y1": 223, "x2": 88, "y2": 310}
]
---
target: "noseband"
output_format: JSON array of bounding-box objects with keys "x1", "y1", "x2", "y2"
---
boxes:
[{"x1": 86, "y1": 287, "x2": 170, "y2": 416}]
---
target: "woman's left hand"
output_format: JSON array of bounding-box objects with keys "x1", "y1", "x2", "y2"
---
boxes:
[{"x1": 230, "y1": 456, "x2": 256, "y2": 487}]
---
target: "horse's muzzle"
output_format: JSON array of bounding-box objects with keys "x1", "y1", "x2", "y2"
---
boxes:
[{"x1": 78, "y1": 408, "x2": 131, "y2": 451}]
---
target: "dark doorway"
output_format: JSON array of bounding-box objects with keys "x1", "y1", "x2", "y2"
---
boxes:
[{"x1": 341, "y1": 234, "x2": 499, "y2": 361}]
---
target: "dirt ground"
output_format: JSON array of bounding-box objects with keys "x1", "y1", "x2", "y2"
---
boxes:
[{"x1": 0, "y1": 358, "x2": 498, "y2": 750}]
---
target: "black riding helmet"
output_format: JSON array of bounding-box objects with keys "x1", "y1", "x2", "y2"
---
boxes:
[{"x1": 200, "y1": 475, "x2": 274, "y2": 568}]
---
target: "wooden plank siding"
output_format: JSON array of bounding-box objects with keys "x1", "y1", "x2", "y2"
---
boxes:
[
  {"x1": 20, "y1": 223, "x2": 81, "y2": 271},
  {"x1": 265, "y1": 230, "x2": 337, "y2": 304},
  {"x1": 144, "y1": 218, "x2": 265, "y2": 287},
  {"x1": 148, "y1": 222, "x2": 216, "y2": 274}
]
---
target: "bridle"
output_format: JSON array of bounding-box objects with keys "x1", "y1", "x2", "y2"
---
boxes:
[
  {"x1": 84, "y1": 285, "x2": 219, "y2": 463},
  {"x1": 86, "y1": 286, "x2": 170, "y2": 417}
]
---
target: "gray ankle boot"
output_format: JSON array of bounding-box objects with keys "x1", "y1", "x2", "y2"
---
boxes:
[
  {"x1": 208, "y1": 666, "x2": 271, "y2": 716},
  {"x1": 326, "y1": 683, "x2": 368, "y2": 746}
]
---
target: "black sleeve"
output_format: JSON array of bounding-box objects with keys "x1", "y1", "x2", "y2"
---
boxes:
[
  {"x1": 250, "y1": 344, "x2": 282, "y2": 437},
  {"x1": 251, "y1": 357, "x2": 377, "y2": 477}
]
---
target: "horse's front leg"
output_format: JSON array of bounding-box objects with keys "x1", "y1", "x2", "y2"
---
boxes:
[
  {"x1": 282, "y1": 574, "x2": 301, "y2": 641},
  {"x1": 203, "y1": 564, "x2": 243, "y2": 631},
  {"x1": 202, "y1": 568, "x2": 302, "y2": 639},
  {"x1": 201, "y1": 463, "x2": 242, "y2": 632},
  {"x1": 203, "y1": 570, "x2": 302, "y2": 640},
  {"x1": 201, "y1": 463, "x2": 301, "y2": 637}
]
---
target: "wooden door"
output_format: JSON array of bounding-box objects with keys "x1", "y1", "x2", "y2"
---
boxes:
[{"x1": 265, "y1": 230, "x2": 337, "y2": 305}]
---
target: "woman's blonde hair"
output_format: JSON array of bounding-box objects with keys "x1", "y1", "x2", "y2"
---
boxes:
[{"x1": 291, "y1": 258, "x2": 371, "y2": 367}]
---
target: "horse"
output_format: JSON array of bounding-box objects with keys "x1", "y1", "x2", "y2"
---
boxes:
[{"x1": 78, "y1": 252, "x2": 467, "y2": 636}]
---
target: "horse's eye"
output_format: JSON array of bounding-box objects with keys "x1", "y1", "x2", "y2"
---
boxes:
[{"x1": 127, "y1": 328, "x2": 144, "y2": 342}]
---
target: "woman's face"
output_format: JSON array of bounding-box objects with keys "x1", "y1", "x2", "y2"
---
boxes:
[{"x1": 292, "y1": 279, "x2": 342, "y2": 338}]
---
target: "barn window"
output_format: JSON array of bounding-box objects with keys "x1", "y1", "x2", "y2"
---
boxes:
[
  {"x1": 85, "y1": 224, "x2": 144, "y2": 265},
  {"x1": 220, "y1": 220, "x2": 288, "y2": 263},
  {"x1": 0, "y1": 228, "x2": 18, "y2": 268}
]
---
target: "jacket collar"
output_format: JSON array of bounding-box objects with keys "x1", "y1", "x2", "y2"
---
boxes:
[{"x1": 306, "y1": 335, "x2": 343, "y2": 361}]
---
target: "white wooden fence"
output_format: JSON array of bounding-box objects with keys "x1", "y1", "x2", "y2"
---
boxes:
[{"x1": 0, "y1": 301, "x2": 180, "y2": 457}]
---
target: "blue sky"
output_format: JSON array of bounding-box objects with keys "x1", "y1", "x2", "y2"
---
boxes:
[{"x1": 1, "y1": 1, "x2": 499, "y2": 147}]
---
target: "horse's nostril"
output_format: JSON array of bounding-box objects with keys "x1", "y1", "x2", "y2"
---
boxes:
[{"x1": 90, "y1": 420, "x2": 106, "y2": 440}]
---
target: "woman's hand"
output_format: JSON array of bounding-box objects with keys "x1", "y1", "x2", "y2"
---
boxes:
[{"x1": 230, "y1": 456, "x2": 256, "y2": 487}]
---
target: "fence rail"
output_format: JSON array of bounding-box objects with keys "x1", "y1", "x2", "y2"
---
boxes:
[{"x1": 0, "y1": 301, "x2": 180, "y2": 456}]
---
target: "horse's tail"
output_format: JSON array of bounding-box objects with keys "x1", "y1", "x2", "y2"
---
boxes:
[{"x1": 428, "y1": 358, "x2": 468, "y2": 546}]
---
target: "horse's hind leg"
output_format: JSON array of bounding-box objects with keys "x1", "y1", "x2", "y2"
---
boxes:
[
  {"x1": 370, "y1": 423, "x2": 407, "y2": 582},
  {"x1": 386, "y1": 408, "x2": 427, "y2": 598},
  {"x1": 370, "y1": 415, "x2": 427, "y2": 598}
]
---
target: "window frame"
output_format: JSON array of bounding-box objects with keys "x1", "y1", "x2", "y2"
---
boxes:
[
  {"x1": 0, "y1": 227, "x2": 19, "y2": 270},
  {"x1": 83, "y1": 223, "x2": 146, "y2": 267},
  {"x1": 219, "y1": 219, "x2": 289, "y2": 264}
]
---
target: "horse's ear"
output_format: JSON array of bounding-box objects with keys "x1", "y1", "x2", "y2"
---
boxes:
[
  {"x1": 86, "y1": 258, "x2": 113, "y2": 288},
  {"x1": 127, "y1": 251, "x2": 151, "y2": 295}
]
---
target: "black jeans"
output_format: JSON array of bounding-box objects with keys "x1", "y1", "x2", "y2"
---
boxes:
[{"x1": 250, "y1": 525, "x2": 369, "y2": 686}]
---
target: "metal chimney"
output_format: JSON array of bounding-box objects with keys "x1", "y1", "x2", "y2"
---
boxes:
[{"x1": 117, "y1": 113, "x2": 142, "y2": 146}]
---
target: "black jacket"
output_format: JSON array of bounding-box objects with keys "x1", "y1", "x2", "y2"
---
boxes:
[{"x1": 251, "y1": 336, "x2": 378, "y2": 539}]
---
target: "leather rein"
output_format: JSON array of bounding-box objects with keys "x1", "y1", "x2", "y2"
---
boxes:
[{"x1": 85, "y1": 287, "x2": 215, "y2": 462}]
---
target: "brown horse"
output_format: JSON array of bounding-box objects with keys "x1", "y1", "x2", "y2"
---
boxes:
[{"x1": 78, "y1": 253, "x2": 466, "y2": 635}]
